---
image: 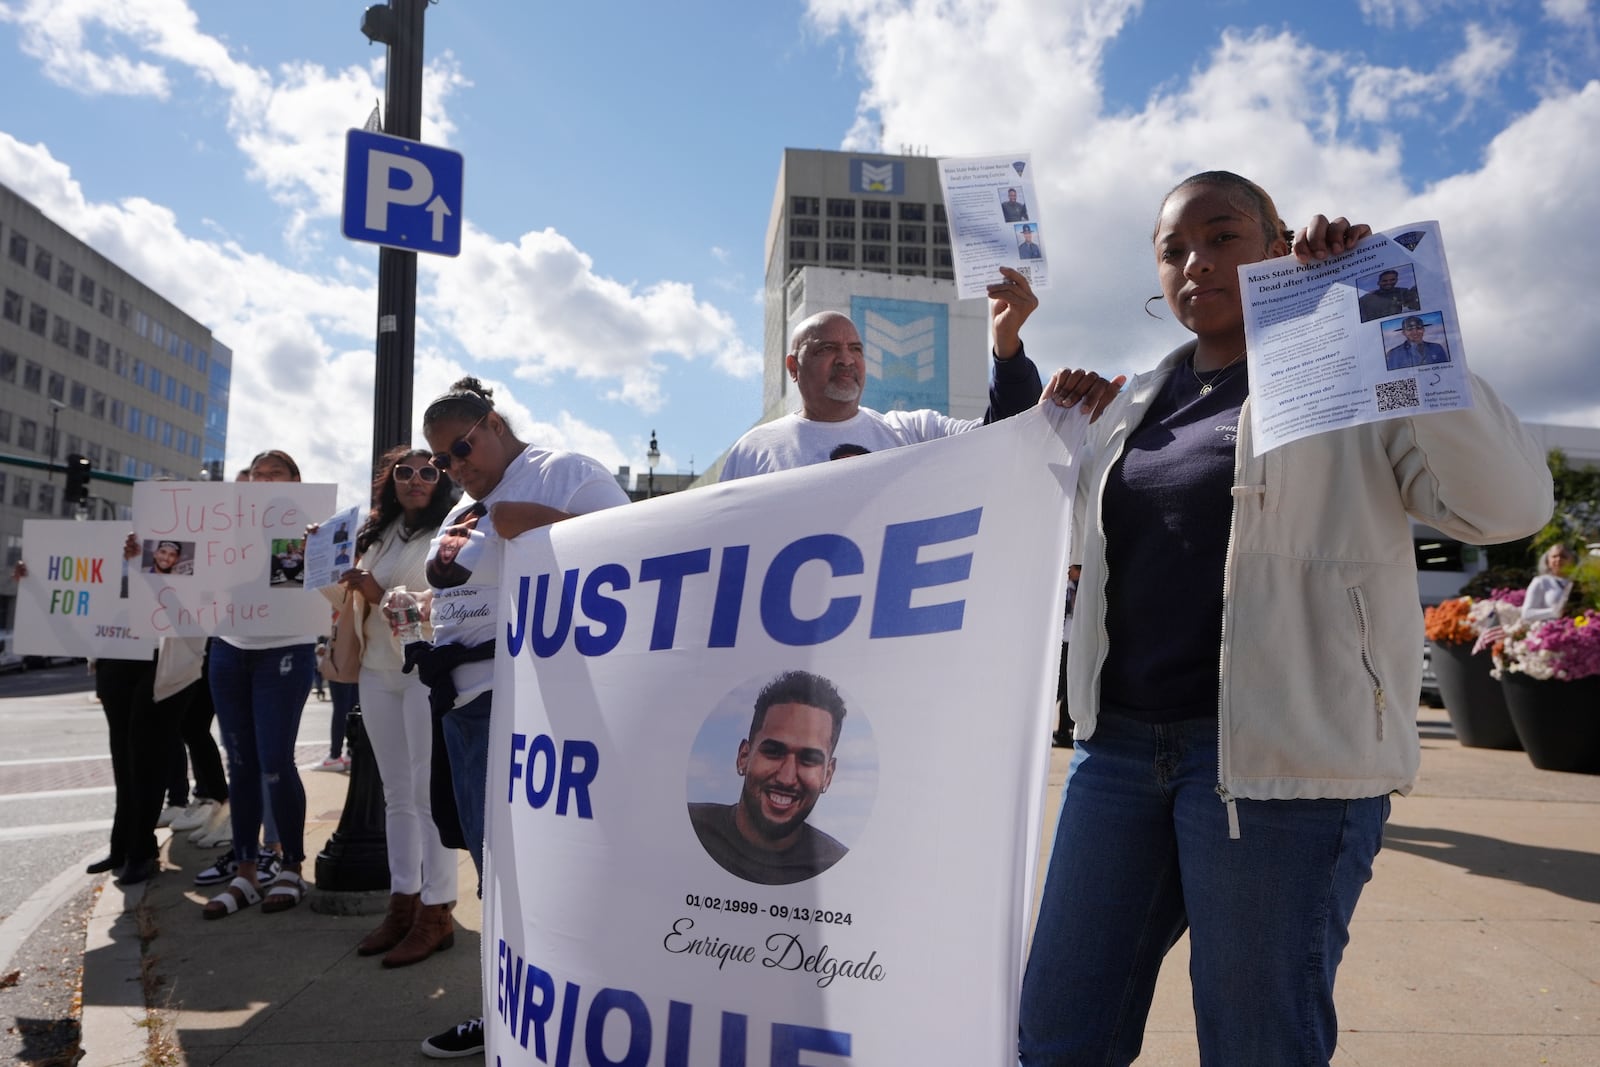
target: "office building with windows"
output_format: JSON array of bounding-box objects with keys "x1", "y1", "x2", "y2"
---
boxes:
[
  {"x1": 756, "y1": 148, "x2": 966, "y2": 426},
  {"x1": 0, "y1": 180, "x2": 230, "y2": 625}
]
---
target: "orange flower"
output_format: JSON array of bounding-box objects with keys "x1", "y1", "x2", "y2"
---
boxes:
[{"x1": 1423, "y1": 597, "x2": 1476, "y2": 646}]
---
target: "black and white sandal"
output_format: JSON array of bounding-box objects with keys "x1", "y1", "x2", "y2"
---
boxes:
[
  {"x1": 261, "y1": 869, "x2": 309, "y2": 914},
  {"x1": 202, "y1": 876, "x2": 261, "y2": 920}
]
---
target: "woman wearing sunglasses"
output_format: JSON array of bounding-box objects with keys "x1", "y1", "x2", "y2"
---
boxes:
[
  {"x1": 329, "y1": 445, "x2": 460, "y2": 965},
  {"x1": 410, "y1": 377, "x2": 630, "y2": 1059}
]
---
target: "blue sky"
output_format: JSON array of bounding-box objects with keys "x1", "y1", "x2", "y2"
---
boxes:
[{"x1": 1, "y1": 0, "x2": 1595, "y2": 501}]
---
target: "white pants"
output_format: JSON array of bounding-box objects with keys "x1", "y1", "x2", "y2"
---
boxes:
[{"x1": 358, "y1": 666, "x2": 458, "y2": 905}]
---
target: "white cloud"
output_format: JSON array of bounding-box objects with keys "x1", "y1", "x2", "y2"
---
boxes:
[
  {"x1": 1418, "y1": 80, "x2": 1600, "y2": 427},
  {"x1": 425, "y1": 225, "x2": 759, "y2": 415},
  {"x1": 1543, "y1": 0, "x2": 1592, "y2": 28},
  {"x1": 804, "y1": 0, "x2": 1600, "y2": 426},
  {"x1": 1348, "y1": 23, "x2": 1515, "y2": 123},
  {"x1": 0, "y1": 0, "x2": 464, "y2": 237},
  {"x1": 1357, "y1": 0, "x2": 1438, "y2": 29},
  {"x1": 0, "y1": 0, "x2": 756, "y2": 493},
  {"x1": 812, "y1": 0, "x2": 1140, "y2": 155},
  {"x1": 0, "y1": 0, "x2": 172, "y2": 96}
]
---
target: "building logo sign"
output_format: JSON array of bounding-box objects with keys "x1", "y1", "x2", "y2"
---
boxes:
[
  {"x1": 851, "y1": 297, "x2": 949, "y2": 414},
  {"x1": 850, "y1": 160, "x2": 904, "y2": 195}
]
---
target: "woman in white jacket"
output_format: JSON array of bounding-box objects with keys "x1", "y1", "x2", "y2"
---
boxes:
[
  {"x1": 1018, "y1": 172, "x2": 1553, "y2": 1066},
  {"x1": 334, "y1": 445, "x2": 459, "y2": 967}
]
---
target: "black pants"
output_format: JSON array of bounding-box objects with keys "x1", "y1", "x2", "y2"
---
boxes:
[
  {"x1": 179, "y1": 668, "x2": 229, "y2": 802},
  {"x1": 96, "y1": 658, "x2": 199, "y2": 864},
  {"x1": 1055, "y1": 640, "x2": 1073, "y2": 737}
]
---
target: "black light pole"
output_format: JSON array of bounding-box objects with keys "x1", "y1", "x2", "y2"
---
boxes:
[
  {"x1": 646, "y1": 430, "x2": 659, "y2": 499},
  {"x1": 315, "y1": 0, "x2": 432, "y2": 903},
  {"x1": 363, "y1": 0, "x2": 427, "y2": 469}
]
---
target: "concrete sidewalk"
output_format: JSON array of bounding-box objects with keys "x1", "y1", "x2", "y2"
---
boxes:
[
  {"x1": 79, "y1": 765, "x2": 481, "y2": 1066},
  {"x1": 78, "y1": 708, "x2": 1600, "y2": 1065}
]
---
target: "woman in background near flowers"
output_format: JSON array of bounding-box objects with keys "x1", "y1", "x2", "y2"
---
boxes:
[
  {"x1": 1019, "y1": 172, "x2": 1554, "y2": 1067},
  {"x1": 202, "y1": 449, "x2": 319, "y2": 919},
  {"x1": 332, "y1": 445, "x2": 460, "y2": 967},
  {"x1": 1522, "y1": 543, "x2": 1577, "y2": 622}
]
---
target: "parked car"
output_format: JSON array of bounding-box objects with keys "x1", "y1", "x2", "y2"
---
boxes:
[{"x1": 1420, "y1": 642, "x2": 1442, "y2": 707}]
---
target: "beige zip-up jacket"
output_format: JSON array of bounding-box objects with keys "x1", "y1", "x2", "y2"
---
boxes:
[{"x1": 1067, "y1": 343, "x2": 1552, "y2": 813}]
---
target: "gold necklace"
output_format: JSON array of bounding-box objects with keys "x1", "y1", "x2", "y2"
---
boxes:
[{"x1": 1189, "y1": 351, "x2": 1246, "y2": 396}]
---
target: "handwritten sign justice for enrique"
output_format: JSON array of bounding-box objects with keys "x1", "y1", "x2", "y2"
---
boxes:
[{"x1": 129, "y1": 481, "x2": 338, "y2": 637}]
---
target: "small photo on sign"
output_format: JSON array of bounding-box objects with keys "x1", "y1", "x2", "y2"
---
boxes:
[
  {"x1": 1015, "y1": 222, "x2": 1043, "y2": 260},
  {"x1": 270, "y1": 538, "x2": 306, "y2": 586},
  {"x1": 142, "y1": 539, "x2": 196, "y2": 576},
  {"x1": 1355, "y1": 263, "x2": 1422, "y2": 323},
  {"x1": 1381, "y1": 311, "x2": 1452, "y2": 372},
  {"x1": 685, "y1": 670, "x2": 879, "y2": 887}
]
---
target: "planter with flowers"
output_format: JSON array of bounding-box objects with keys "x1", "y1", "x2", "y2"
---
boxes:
[
  {"x1": 1424, "y1": 596, "x2": 1520, "y2": 749},
  {"x1": 1492, "y1": 609, "x2": 1600, "y2": 774}
]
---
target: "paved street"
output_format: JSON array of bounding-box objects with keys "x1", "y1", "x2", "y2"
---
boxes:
[{"x1": 0, "y1": 664, "x2": 338, "y2": 1066}]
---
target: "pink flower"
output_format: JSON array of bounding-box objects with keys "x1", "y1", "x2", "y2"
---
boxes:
[
  {"x1": 1522, "y1": 611, "x2": 1600, "y2": 682},
  {"x1": 1489, "y1": 586, "x2": 1528, "y2": 609}
]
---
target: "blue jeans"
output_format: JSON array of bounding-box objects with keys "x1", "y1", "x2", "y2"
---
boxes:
[
  {"x1": 441, "y1": 690, "x2": 492, "y2": 880},
  {"x1": 1019, "y1": 713, "x2": 1389, "y2": 1067},
  {"x1": 209, "y1": 641, "x2": 316, "y2": 865}
]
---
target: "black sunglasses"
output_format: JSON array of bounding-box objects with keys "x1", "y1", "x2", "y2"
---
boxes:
[
  {"x1": 430, "y1": 413, "x2": 488, "y2": 472},
  {"x1": 393, "y1": 463, "x2": 440, "y2": 483}
]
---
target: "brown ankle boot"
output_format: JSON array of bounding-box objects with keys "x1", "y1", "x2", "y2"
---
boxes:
[
  {"x1": 357, "y1": 893, "x2": 420, "y2": 956},
  {"x1": 382, "y1": 901, "x2": 455, "y2": 968}
]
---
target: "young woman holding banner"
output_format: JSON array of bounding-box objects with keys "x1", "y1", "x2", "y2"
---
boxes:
[
  {"x1": 1019, "y1": 173, "x2": 1552, "y2": 1065},
  {"x1": 410, "y1": 378, "x2": 630, "y2": 1058}
]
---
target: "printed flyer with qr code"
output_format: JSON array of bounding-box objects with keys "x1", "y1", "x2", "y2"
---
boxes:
[{"x1": 1241, "y1": 220, "x2": 1471, "y2": 454}]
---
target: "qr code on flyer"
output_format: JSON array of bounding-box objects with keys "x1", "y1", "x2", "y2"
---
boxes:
[{"x1": 1375, "y1": 378, "x2": 1420, "y2": 412}]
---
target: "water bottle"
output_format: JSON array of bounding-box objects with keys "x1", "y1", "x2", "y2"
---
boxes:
[{"x1": 383, "y1": 586, "x2": 424, "y2": 644}]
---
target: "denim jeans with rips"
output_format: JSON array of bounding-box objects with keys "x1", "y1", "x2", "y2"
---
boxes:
[{"x1": 208, "y1": 641, "x2": 316, "y2": 865}]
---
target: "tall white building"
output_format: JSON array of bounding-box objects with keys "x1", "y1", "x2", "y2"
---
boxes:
[{"x1": 0, "y1": 180, "x2": 231, "y2": 626}]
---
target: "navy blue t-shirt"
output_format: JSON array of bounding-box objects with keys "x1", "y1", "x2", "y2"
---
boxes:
[{"x1": 1099, "y1": 357, "x2": 1247, "y2": 723}]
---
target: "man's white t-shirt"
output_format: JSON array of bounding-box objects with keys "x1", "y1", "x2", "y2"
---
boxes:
[
  {"x1": 718, "y1": 408, "x2": 982, "y2": 481},
  {"x1": 426, "y1": 445, "x2": 629, "y2": 706}
]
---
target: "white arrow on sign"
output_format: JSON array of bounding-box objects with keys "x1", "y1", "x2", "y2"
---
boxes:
[
  {"x1": 365, "y1": 149, "x2": 435, "y2": 232},
  {"x1": 426, "y1": 195, "x2": 452, "y2": 243}
]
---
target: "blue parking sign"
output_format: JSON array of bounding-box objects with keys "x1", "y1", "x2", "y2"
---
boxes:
[{"x1": 341, "y1": 129, "x2": 464, "y2": 257}]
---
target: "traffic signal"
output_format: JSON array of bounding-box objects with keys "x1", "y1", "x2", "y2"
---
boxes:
[{"x1": 64, "y1": 453, "x2": 92, "y2": 505}]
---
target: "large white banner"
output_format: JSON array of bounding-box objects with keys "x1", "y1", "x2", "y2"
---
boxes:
[
  {"x1": 13, "y1": 521, "x2": 158, "y2": 660},
  {"x1": 129, "y1": 481, "x2": 338, "y2": 637},
  {"x1": 484, "y1": 405, "x2": 1085, "y2": 1065}
]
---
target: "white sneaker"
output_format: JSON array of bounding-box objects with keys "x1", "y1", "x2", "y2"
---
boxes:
[
  {"x1": 194, "y1": 815, "x2": 233, "y2": 848},
  {"x1": 170, "y1": 799, "x2": 217, "y2": 832},
  {"x1": 312, "y1": 756, "x2": 347, "y2": 772},
  {"x1": 157, "y1": 804, "x2": 185, "y2": 828},
  {"x1": 190, "y1": 802, "x2": 232, "y2": 846}
]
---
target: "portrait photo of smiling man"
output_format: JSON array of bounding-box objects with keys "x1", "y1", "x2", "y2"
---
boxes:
[
  {"x1": 688, "y1": 670, "x2": 853, "y2": 885},
  {"x1": 142, "y1": 539, "x2": 195, "y2": 576}
]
